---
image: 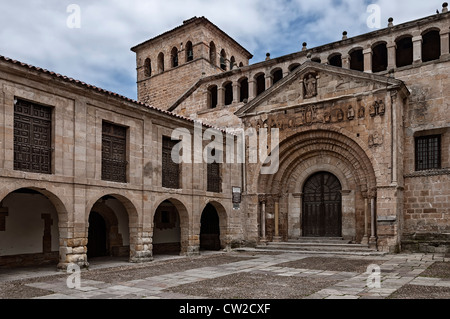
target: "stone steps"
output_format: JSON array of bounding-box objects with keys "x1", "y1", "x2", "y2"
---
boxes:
[{"x1": 249, "y1": 238, "x2": 385, "y2": 256}]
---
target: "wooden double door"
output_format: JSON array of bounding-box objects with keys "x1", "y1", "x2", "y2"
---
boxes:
[{"x1": 302, "y1": 172, "x2": 342, "y2": 237}]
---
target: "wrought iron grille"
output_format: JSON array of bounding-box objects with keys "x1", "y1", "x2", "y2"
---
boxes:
[
  {"x1": 416, "y1": 135, "x2": 441, "y2": 171},
  {"x1": 14, "y1": 99, "x2": 52, "y2": 174}
]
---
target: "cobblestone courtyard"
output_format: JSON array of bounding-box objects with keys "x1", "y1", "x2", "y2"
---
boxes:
[{"x1": 1, "y1": 251, "x2": 449, "y2": 300}]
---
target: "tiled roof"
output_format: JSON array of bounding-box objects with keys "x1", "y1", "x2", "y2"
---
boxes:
[{"x1": 0, "y1": 55, "x2": 226, "y2": 132}]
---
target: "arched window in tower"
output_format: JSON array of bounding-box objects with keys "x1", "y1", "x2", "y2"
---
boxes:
[
  {"x1": 255, "y1": 73, "x2": 266, "y2": 96},
  {"x1": 349, "y1": 49, "x2": 364, "y2": 71},
  {"x1": 220, "y1": 50, "x2": 227, "y2": 71},
  {"x1": 422, "y1": 29, "x2": 441, "y2": 62},
  {"x1": 210, "y1": 41, "x2": 217, "y2": 66},
  {"x1": 186, "y1": 41, "x2": 194, "y2": 62},
  {"x1": 396, "y1": 36, "x2": 413, "y2": 68},
  {"x1": 372, "y1": 42, "x2": 388, "y2": 72},
  {"x1": 272, "y1": 68, "x2": 283, "y2": 85},
  {"x1": 239, "y1": 77, "x2": 249, "y2": 102},
  {"x1": 328, "y1": 53, "x2": 342, "y2": 67},
  {"x1": 144, "y1": 58, "x2": 152, "y2": 77},
  {"x1": 230, "y1": 56, "x2": 236, "y2": 70},
  {"x1": 157, "y1": 52, "x2": 165, "y2": 73},
  {"x1": 224, "y1": 82, "x2": 233, "y2": 106},
  {"x1": 239, "y1": 62, "x2": 244, "y2": 68},
  {"x1": 208, "y1": 85, "x2": 218, "y2": 109},
  {"x1": 311, "y1": 57, "x2": 322, "y2": 63},
  {"x1": 171, "y1": 47, "x2": 179, "y2": 68}
]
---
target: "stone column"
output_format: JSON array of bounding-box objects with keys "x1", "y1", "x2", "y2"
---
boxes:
[
  {"x1": 217, "y1": 87, "x2": 225, "y2": 108},
  {"x1": 361, "y1": 198, "x2": 369, "y2": 245},
  {"x1": 369, "y1": 197, "x2": 378, "y2": 249},
  {"x1": 248, "y1": 79, "x2": 257, "y2": 101},
  {"x1": 232, "y1": 82, "x2": 240, "y2": 104},
  {"x1": 440, "y1": 29, "x2": 450, "y2": 58},
  {"x1": 342, "y1": 54, "x2": 350, "y2": 69},
  {"x1": 273, "y1": 200, "x2": 282, "y2": 242},
  {"x1": 387, "y1": 42, "x2": 397, "y2": 70},
  {"x1": 363, "y1": 48, "x2": 373, "y2": 73},
  {"x1": 260, "y1": 200, "x2": 267, "y2": 243},
  {"x1": 265, "y1": 74, "x2": 273, "y2": 90},
  {"x1": 412, "y1": 35, "x2": 423, "y2": 65}
]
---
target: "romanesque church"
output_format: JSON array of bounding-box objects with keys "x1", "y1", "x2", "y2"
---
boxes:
[{"x1": 0, "y1": 4, "x2": 449, "y2": 269}]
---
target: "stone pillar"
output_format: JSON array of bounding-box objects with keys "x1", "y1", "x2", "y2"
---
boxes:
[
  {"x1": 412, "y1": 35, "x2": 423, "y2": 65},
  {"x1": 130, "y1": 230, "x2": 153, "y2": 263},
  {"x1": 217, "y1": 87, "x2": 225, "y2": 108},
  {"x1": 260, "y1": 200, "x2": 267, "y2": 243},
  {"x1": 248, "y1": 79, "x2": 257, "y2": 101},
  {"x1": 361, "y1": 198, "x2": 369, "y2": 245},
  {"x1": 273, "y1": 200, "x2": 282, "y2": 242},
  {"x1": 232, "y1": 82, "x2": 240, "y2": 104},
  {"x1": 363, "y1": 48, "x2": 373, "y2": 73},
  {"x1": 266, "y1": 74, "x2": 273, "y2": 90},
  {"x1": 369, "y1": 197, "x2": 378, "y2": 249},
  {"x1": 440, "y1": 29, "x2": 450, "y2": 58},
  {"x1": 342, "y1": 54, "x2": 350, "y2": 69},
  {"x1": 387, "y1": 43, "x2": 397, "y2": 70}
]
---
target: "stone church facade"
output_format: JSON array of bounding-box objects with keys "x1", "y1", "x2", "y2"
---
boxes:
[{"x1": 1, "y1": 4, "x2": 449, "y2": 269}]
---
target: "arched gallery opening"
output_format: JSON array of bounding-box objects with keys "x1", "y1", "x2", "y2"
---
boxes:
[
  {"x1": 87, "y1": 195, "x2": 130, "y2": 260},
  {"x1": 200, "y1": 204, "x2": 221, "y2": 251},
  {"x1": 0, "y1": 188, "x2": 61, "y2": 268}
]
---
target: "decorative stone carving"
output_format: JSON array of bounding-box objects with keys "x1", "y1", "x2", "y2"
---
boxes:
[
  {"x1": 369, "y1": 131, "x2": 383, "y2": 147},
  {"x1": 337, "y1": 108, "x2": 344, "y2": 122},
  {"x1": 358, "y1": 105, "x2": 365, "y2": 119},
  {"x1": 369, "y1": 102, "x2": 377, "y2": 117},
  {"x1": 378, "y1": 100, "x2": 386, "y2": 116},
  {"x1": 347, "y1": 105, "x2": 355, "y2": 120},
  {"x1": 324, "y1": 112, "x2": 331, "y2": 123},
  {"x1": 304, "y1": 105, "x2": 316, "y2": 125},
  {"x1": 303, "y1": 73, "x2": 317, "y2": 98}
]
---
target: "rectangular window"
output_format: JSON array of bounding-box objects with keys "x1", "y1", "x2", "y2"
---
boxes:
[
  {"x1": 162, "y1": 136, "x2": 180, "y2": 189},
  {"x1": 207, "y1": 149, "x2": 222, "y2": 193},
  {"x1": 415, "y1": 135, "x2": 441, "y2": 171},
  {"x1": 102, "y1": 121, "x2": 127, "y2": 183},
  {"x1": 14, "y1": 99, "x2": 52, "y2": 174}
]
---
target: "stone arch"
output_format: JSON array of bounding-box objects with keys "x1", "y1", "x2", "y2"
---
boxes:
[
  {"x1": 157, "y1": 52, "x2": 165, "y2": 73},
  {"x1": 209, "y1": 41, "x2": 217, "y2": 66},
  {"x1": 288, "y1": 63, "x2": 301, "y2": 72},
  {"x1": 349, "y1": 47, "x2": 364, "y2": 71},
  {"x1": 86, "y1": 194, "x2": 139, "y2": 262},
  {"x1": 144, "y1": 58, "x2": 152, "y2": 77},
  {"x1": 328, "y1": 53, "x2": 343, "y2": 67},
  {"x1": 220, "y1": 49, "x2": 227, "y2": 70},
  {"x1": 185, "y1": 41, "x2": 194, "y2": 62},
  {"x1": 0, "y1": 187, "x2": 69, "y2": 268},
  {"x1": 152, "y1": 198, "x2": 189, "y2": 255},
  {"x1": 254, "y1": 72, "x2": 266, "y2": 96},
  {"x1": 171, "y1": 47, "x2": 179, "y2": 68},
  {"x1": 271, "y1": 67, "x2": 283, "y2": 85},
  {"x1": 207, "y1": 84, "x2": 218, "y2": 109},
  {"x1": 395, "y1": 35, "x2": 413, "y2": 68},
  {"x1": 200, "y1": 200, "x2": 229, "y2": 250},
  {"x1": 223, "y1": 80, "x2": 233, "y2": 106},
  {"x1": 255, "y1": 128, "x2": 377, "y2": 242},
  {"x1": 230, "y1": 56, "x2": 236, "y2": 70},
  {"x1": 238, "y1": 76, "x2": 249, "y2": 102},
  {"x1": 422, "y1": 28, "x2": 441, "y2": 62},
  {"x1": 372, "y1": 41, "x2": 388, "y2": 72}
]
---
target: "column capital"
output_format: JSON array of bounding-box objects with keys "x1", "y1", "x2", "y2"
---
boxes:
[
  {"x1": 412, "y1": 35, "x2": 423, "y2": 43},
  {"x1": 363, "y1": 48, "x2": 372, "y2": 55},
  {"x1": 440, "y1": 29, "x2": 450, "y2": 36}
]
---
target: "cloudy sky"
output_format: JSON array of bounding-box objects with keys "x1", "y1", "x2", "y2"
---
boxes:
[{"x1": 0, "y1": 0, "x2": 444, "y2": 99}]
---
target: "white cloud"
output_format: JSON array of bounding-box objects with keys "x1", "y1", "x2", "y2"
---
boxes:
[{"x1": 0, "y1": 0, "x2": 445, "y2": 99}]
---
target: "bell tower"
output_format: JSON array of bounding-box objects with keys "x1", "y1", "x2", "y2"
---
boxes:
[{"x1": 131, "y1": 17, "x2": 253, "y2": 110}]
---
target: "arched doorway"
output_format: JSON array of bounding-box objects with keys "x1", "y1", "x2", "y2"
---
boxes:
[
  {"x1": 303, "y1": 172, "x2": 342, "y2": 237},
  {"x1": 200, "y1": 204, "x2": 221, "y2": 251},
  {"x1": 0, "y1": 188, "x2": 61, "y2": 268},
  {"x1": 87, "y1": 196, "x2": 131, "y2": 261},
  {"x1": 87, "y1": 212, "x2": 107, "y2": 258},
  {"x1": 153, "y1": 200, "x2": 182, "y2": 255}
]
